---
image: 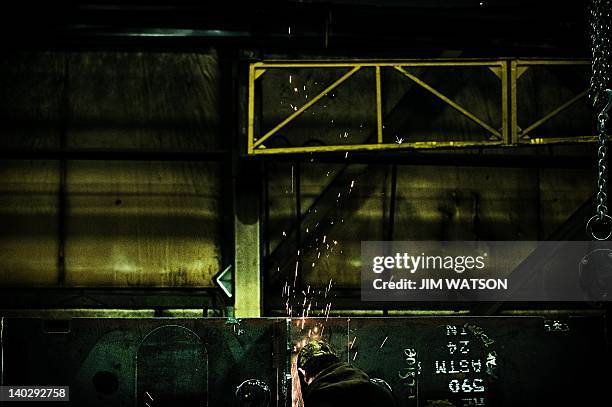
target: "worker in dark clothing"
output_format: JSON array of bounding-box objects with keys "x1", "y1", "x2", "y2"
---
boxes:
[{"x1": 297, "y1": 340, "x2": 397, "y2": 407}]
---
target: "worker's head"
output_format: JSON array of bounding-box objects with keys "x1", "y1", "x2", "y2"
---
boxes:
[{"x1": 297, "y1": 340, "x2": 340, "y2": 385}]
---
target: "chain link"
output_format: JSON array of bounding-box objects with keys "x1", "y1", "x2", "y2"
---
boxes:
[
  {"x1": 597, "y1": 110, "x2": 609, "y2": 220},
  {"x1": 589, "y1": 0, "x2": 612, "y2": 110},
  {"x1": 589, "y1": 1, "x2": 612, "y2": 238}
]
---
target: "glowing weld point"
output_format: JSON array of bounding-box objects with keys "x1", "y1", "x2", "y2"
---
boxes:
[{"x1": 395, "y1": 136, "x2": 404, "y2": 144}]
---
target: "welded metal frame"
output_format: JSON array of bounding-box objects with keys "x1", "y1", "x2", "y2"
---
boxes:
[
  {"x1": 510, "y1": 59, "x2": 591, "y2": 145},
  {"x1": 247, "y1": 59, "x2": 592, "y2": 155}
]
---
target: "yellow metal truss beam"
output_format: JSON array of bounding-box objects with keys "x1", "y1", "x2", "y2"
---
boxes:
[
  {"x1": 519, "y1": 89, "x2": 589, "y2": 139},
  {"x1": 248, "y1": 59, "x2": 592, "y2": 155},
  {"x1": 393, "y1": 66, "x2": 502, "y2": 139},
  {"x1": 252, "y1": 66, "x2": 361, "y2": 150}
]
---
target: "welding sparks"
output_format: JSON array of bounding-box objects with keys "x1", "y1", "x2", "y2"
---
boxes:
[
  {"x1": 353, "y1": 351, "x2": 358, "y2": 361},
  {"x1": 350, "y1": 336, "x2": 357, "y2": 349},
  {"x1": 379, "y1": 336, "x2": 388, "y2": 349},
  {"x1": 324, "y1": 302, "x2": 332, "y2": 320}
]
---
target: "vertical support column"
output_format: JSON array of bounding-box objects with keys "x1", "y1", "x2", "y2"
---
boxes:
[
  {"x1": 375, "y1": 66, "x2": 383, "y2": 144},
  {"x1": 233, "y1": 159, "x2": 262, "y2": 317},
  {"x1": 510, "y1": 60, "x2": 519, "y2": 145},
  {"x1": 500, "y1": 60, "x2": 510, "y2": 145},
  {"x1": 234, "y1": 55, "x2": 262, "y2": 317},
  {"x1": 57, "y1": 55, "x2": 70, "y2": 285},
  {"x1": 247, "y1": 63, "x2": 256, "y2": 155}
]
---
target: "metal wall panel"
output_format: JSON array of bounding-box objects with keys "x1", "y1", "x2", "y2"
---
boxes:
[
  {"x1": 65, "y1": 160, "x2": 221, "y2": 287},
  {"x1": 0, "y1": 50, "x2": 223, "y2": 288},
  {"x1": 1, "y1": 317, "x2": 605, "y2": 406},
  {"x1": 2, "y1": 318, "x2": 288, "y2": 407},
  {"x1": 0, "y1": 160, "x2": 59, "y2": 285}
]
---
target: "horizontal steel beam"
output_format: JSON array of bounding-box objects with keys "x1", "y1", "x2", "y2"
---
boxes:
[
  {"x1": 251, "y1": 150, "x2": 599, "y2": 168},
  {"x1": 0, "y1": 148, "x2": 229, "y2": 161}
]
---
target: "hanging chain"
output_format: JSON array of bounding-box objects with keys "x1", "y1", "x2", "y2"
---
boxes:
[
  {"x1": 589, "y1": 0, "x2": 612, "y2": 110},
  {"x1": 596, "y1": 104, "x2": 609, "y2": 221},
  {"x1": 587, "y1": 0, "x2": 612, "y2": 239}
]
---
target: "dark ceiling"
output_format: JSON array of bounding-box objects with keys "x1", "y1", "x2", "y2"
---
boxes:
[{"x1": 0, "y1": 1, "x2": 592, "y2": 56}]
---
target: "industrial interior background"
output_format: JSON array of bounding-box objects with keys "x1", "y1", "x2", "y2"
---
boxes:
[{"x1": 0, "y1": 1, "x2": 610, "y2": 406}]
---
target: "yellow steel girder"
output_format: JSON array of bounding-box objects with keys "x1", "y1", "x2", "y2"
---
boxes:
[{"x1": 248, "y1": 59, "x2": 592, "y2": 155}]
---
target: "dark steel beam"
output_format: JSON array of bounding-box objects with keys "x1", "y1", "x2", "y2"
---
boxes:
[
  {"x1": 251, "y1": 151, "x2": 599, "y2": 168},
  {"x1": 0, "y1": 148, "x2": 229, "y2": 161}
]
